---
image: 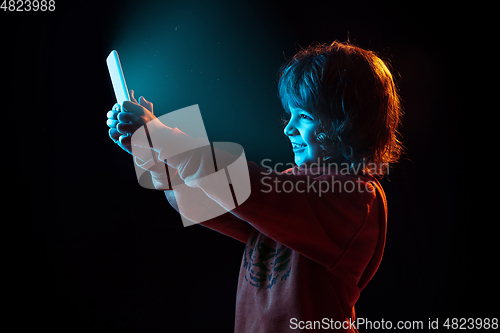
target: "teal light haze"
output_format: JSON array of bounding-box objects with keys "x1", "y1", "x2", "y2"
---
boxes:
[{"x1": 109, "y1": 0, "x2": 293, "y2": 167}]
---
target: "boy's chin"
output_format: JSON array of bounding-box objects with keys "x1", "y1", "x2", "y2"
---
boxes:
[
  {"x1": 294, "y1": 156, "x2": 310, "y2": 167},
  {"x1": 294, "y1": 155, "x2": 323, "y2": 167}
]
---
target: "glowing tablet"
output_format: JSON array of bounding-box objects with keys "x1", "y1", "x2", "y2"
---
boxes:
[{"x1": 106, "y1": 50, "x2": 130, "y2": 107}]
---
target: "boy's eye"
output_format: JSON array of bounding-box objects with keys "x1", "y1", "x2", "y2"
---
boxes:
[{"x1": 300, "y1": 114, "x2": 313, "y2": 120}]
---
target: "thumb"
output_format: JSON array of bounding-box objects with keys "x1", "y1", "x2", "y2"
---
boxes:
[{"x1": 139, "y1": 96, "x2": 154, "y2": 113}]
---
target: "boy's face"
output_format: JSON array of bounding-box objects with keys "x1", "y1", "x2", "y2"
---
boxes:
[{"x1": 284, "y1": 107, "x2": 322, "y2": 166}]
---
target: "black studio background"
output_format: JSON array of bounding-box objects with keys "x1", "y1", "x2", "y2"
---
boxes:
[{"x1": 7, "y1": 0, "x2": 490, "y2": 332}]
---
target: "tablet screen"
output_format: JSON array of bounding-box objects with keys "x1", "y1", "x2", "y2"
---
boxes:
[{"x1": 106, "y1": 50, "x2": 130, "y2": 106}]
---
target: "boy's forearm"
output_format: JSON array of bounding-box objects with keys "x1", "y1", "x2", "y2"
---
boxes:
[{"x1": 138, "y1": 118, "x2": 210, "y2": 169}]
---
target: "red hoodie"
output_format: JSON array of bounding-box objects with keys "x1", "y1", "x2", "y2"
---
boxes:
[
  {"x1": 139, "y1": 128, "x2": 387, "y2": 332},
  {"x1": 202, "y1": 163, "x2": 386, "y2": 332}
]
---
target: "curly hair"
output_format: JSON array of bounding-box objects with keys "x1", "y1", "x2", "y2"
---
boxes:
[{"x1": 278, "y1": 41, "x2": 403, "y2": 176}]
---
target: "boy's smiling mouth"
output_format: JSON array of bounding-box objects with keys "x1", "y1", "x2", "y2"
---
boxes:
[
  {"x1": 292, "y1": 142, "x2": 307, "y2": 152},
  {"x1": 291, "y1": 142, "x2": 307, "y2": 148}
]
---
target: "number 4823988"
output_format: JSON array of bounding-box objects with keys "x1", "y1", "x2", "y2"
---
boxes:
[{"x1": 1, "y1": 0, "x2": 56, "y2": 11}]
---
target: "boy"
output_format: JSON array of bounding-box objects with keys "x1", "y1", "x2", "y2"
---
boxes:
[{"x1": 106, "y1": 41, "x2": 403, "y2": 332}]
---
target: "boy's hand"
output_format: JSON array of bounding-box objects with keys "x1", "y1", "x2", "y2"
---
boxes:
[{"x1": 106, "y1": 89, "x2": 158, "y2": 155}]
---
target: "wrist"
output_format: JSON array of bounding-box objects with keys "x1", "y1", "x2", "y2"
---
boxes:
[{"x1": 144, "y1": 118, "x2": 173, "y2": 153}]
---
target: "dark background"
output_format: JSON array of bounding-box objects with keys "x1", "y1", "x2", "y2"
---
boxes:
[{"x1": 7, "y1": 0, "x2": 489, "y2": 331}]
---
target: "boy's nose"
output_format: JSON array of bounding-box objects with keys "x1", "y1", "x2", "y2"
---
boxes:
[{"x1": 283, "y1": 120, "x2": 299, "y2": 136}]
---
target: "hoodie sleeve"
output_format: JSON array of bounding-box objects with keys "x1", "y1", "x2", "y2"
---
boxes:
[{"x1": 141, "y1": 125, "x2": 382, "y2": 267}]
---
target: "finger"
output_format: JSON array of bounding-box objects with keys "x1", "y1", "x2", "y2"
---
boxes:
[
  {"x1": 109, "y1": 128, "x2": 121, "y2": 142},
  {"x1": 107, "y1": 110, "x2": 119, "y2": 120},
  {"x1": 117, "y1": 122, "x2": 136, "y2": 134},
  {"x1": 119, "y1": 134, "x2": 132, "y2": 147},
  {"x1": 130, "y1": 89, "x2": 138, "y2": 103},
  {"x1": 112, "y1": 103, "x2": 121, "y2": 111},
  {"x1": 118, "y1": 135, "x2": 132, "y2": 154},
  {"x1": 122, "y1": 100, "x2": 144, "y2": 115},
  {"x1": 110, "y1": 128, "x2": 132, "y2": 154},
  {"x1": 107, "y1": 118, "x2": 119, "y2": 128},
  {"x1": 117, "y1": 111, "x2": 136, "y2": 123},
  {"x1": 139, "y1": 96, "x2": 153, "y2": 113}
]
